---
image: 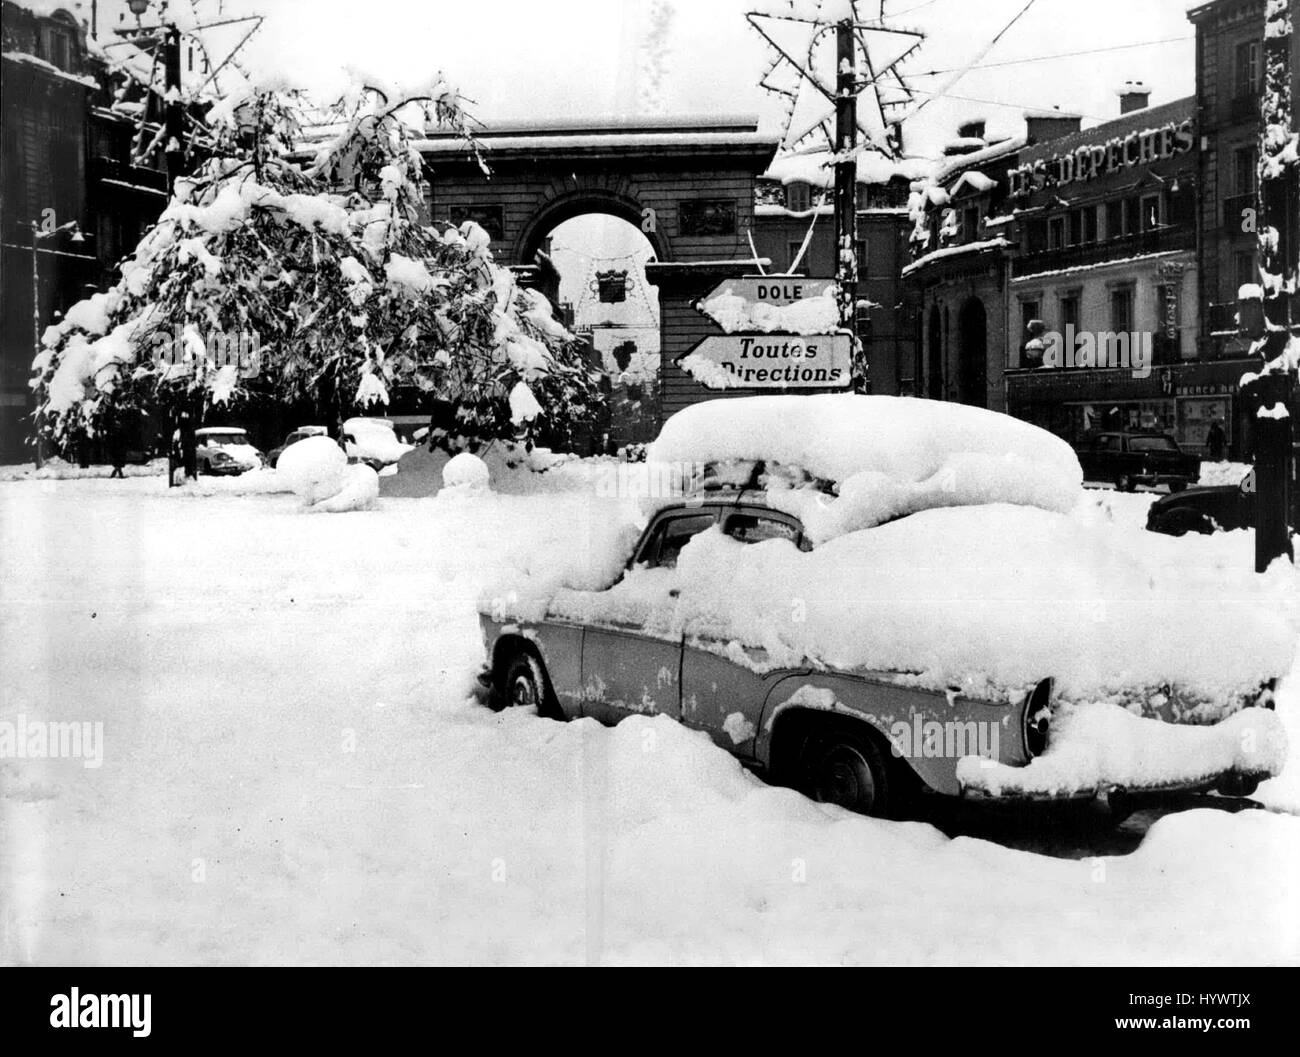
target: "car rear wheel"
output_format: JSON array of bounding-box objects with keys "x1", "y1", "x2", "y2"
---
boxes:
[
  {"x1": 800, "y1": 722, "x2": 893, "y2": 818},
  {"x1": 1160, "y1": 508, "x2": 1214, "y2": 537},
  {"x1": 1116, "y1": 472, "x2": 1135, "y2": 492}
]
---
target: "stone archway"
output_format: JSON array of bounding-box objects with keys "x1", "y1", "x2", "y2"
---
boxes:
[
  {"x1": 516, "y1": 188, "x2": 670, "y2": 266},
  {"x1": 957, "y1": 297, "x2": 988, "y2": 408}
]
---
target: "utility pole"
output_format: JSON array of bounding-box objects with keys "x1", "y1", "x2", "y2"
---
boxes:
[
  {"x1": 834, "y1": 19, "x2": 859, "y2": 342},
  {"x1": 163, "y1": 22, "x2": 184, "y2": 191},
  {"x1": 1240, "y1": 0, "x2": 1298, "y2": 572}
]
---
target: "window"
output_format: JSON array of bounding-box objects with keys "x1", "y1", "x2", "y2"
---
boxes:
[
  {"x1": 1234, "y1": 145, "x2": 1258, "y2": 196},
  {"x1": 1123, "y1": 197, "x2": 1140, "y2": 235},
  {"x1": 1141, "y1": 194, "x2": 1162, "y2": 231},
  {"x1": 1110, "y1": 286, "x2": 1135, "y2": 333},
  {"x1": 963, "y1": 207, "x2": 981, "y2": 243},
  {"x1": 1048, "y1": 216, "x2": 1065, "y2": 249},
  {"x1": 1234, "y1": 250, "x2": 1258, "y2": 289},
  {"x1": 1060, "y1": 292, "x2": 1081, "y2": 332},
  {"x1": 787, "y1": 241, "x2": 806, "y2": 275},
  {"x1": 42, "y1": 26, "x2": 73, "y2": 71},
  {"x1": 1105, "y1": 200, "x2": 1123, "y2": 240},
  {"x1": 1235, "y1": 40, "x2": 1261, "y2": 98},
  {"x1": 638, "y1": 514, "x2": 717, "y2": 569},
  {"x1": 1129, "y1": 436, "x2": 1177, "y2": 453},
  {"x1": 1026, "y1": 218, "x2": 1047, "y2": 253},
  {"x1": 723, "y1": 513, "x2": 801, "y2": 546},
  {"x1": 1084, "y1": 207, "x2": 1098, "y2": 243},
  {"x1": 786, "y1": 181, "x2": 811, "y2": 213}
]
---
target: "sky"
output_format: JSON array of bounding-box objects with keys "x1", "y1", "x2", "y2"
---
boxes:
[{"x1": 218, "y1": 0, "x2": 1199, "y2": 154}]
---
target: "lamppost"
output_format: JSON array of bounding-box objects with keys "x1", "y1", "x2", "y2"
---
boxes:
[{"x1": 31, "y1": 219, "x2": 84, "y2": 467}]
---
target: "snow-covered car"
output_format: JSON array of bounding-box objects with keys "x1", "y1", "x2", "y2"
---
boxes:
[
  {"x1": 341, "y1": 417, "x2": 413, "y2": 472},
  {"x1": 195, "y1": 427, "x2": 264, "y2": 475},
  {"x1": 479, "y1": 396, "x2": 1293, "y2": 820},
  {"x1": 267, "y1": 425, "x2": 329, "y2": 468}
]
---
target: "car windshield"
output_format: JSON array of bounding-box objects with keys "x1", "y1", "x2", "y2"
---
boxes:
[
  {"x1": 205, "y1": 434, "x2": 248, "y2": 447},
  {"x1": 1129, "y1": 436, "x2": 1176, "y2": 453}
]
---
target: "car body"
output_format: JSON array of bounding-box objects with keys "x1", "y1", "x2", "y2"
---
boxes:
[
  {"x1": 267, "y1": 426, "x2": 329, "y2": 468},
  {"x1": 341, "y1": 417, "x2": 413, "y2": 471},
  {"x1": 1147, "y1": 481, "x2": 1254, "y2": 536},
  {"x1": 1077, "y1": 431, "x2": 1201, "y2": 492},
  {"x1": 479, "y1": 487, "x2": 1276, "y2": 819},
  {"x1": 194, "y1": 427, "x2": 264, "y2": 475}
]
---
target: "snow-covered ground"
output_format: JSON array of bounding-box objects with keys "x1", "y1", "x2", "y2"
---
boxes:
[{"x1": 2, "y1": 470, "x2": 1299, "y2": 965}]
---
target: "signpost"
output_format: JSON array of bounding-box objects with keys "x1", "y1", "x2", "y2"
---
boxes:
[{"x1": 677, "y1": 334, "x2": 853, "y2": 391}]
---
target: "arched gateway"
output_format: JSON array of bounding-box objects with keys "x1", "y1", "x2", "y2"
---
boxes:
[{"x1": 417, "y1": 115, "x2": 782, "y2": 427}]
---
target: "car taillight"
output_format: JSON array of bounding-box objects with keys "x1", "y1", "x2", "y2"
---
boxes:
[{"x1": 1022, "y1": 677, "x2": 1053, "y2": 758}]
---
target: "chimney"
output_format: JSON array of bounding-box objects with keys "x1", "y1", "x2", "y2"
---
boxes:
[
  {"x1": 1024, "y1": 106, "x2": 1083, "y2": 144},
  {"x1": 1118, "y1": 80, "x2": 1151, "y2": 115}
]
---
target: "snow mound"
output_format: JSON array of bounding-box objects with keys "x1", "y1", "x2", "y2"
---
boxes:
[
  {"x1": 276, "y1": 436, "x2": 348, "y2": 503},
  {"x1": 649, "y1": 395, "x2": 1083, "y2": 536},
  {"x1": 442, "y1": 452, "x2": 491, "y2": 495},
  {"x1": 958, "y1": 704, "x2": 1287, "y2": 797},
  {"x1": 314, "y1": 463, "x2": 380, "y2": 513}
]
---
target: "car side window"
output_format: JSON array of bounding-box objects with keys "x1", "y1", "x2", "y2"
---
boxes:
[
  {"x1": 724, "y1": 512, "x2": 801, "y2": 546},
  {"x1": 638, "y1": 513, "x2": 717, "y2": 568}
]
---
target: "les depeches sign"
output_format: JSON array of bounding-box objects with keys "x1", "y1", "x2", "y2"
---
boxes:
[
  {"x1": 1008, "y1": 118, "x2": 1195, "y2": 196},
  {"x1": 684, "y1": 276, "x2": 852, "y2": 391}
]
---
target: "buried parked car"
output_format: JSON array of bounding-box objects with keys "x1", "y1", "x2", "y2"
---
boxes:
[
  {"x1": 478, "y1": 395, "x2": 1293, "y2": 821},
  {"x1": 267, "y1": 425, "x2": 329, "y2": 468},
  {"x1": 194, "y1": 427, "x2": 264, "y2": 475},
  {"x1": 341, "y1": 417, "x2": 413, "y2": 472}
]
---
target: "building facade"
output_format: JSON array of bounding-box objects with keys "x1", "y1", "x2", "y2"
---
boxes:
[{"x1": 1, "y1": 0, "x2": 170, "y2": 462}]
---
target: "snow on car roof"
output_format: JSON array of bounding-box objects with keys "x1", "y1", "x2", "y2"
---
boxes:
[
  {"x1": 197, "y1": 427, "x2": 249, "y2": 435},
  {"x1": 649, "y1": 395, "x2": 1084, "y2": 541}
]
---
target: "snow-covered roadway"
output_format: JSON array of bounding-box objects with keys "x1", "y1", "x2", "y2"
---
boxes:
[{"x1": 2, "y1": 472, "x2": 1298, "y2": 965}]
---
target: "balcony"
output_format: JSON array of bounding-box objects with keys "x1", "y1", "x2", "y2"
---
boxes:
[
  {"x1": 1013, "y1": 225, "x2": 1195, "y2": 278},
  {"x1": 89, "y1": 155, "x2": 167, "y2": 196}
]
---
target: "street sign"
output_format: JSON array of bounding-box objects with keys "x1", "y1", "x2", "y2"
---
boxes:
[
  {"x1": 676, "y1": 333, "x2": 852, "y2": 390},
  {"x1": 701, "y1": 276, "x2": 836, "y2": 308}
]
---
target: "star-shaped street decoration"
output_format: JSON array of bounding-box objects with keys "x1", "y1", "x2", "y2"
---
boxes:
[{"x1": 748, "y1": 0, "x2": 925, "y2": 156}]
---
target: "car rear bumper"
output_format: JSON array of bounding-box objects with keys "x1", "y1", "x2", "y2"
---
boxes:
[{"x1": 959, "y1": 767, "x2": 1270, "y2": 806}]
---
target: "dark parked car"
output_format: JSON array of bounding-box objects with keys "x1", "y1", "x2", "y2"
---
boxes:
[
  {"x1": 1077, "y1": 431, "x2": 1201, "y2": 492},
  {"x1": 1147, "y1": 477, "x2": 1254, "y2": 536}
]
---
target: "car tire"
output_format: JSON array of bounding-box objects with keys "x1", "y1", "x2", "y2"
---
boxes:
[
  {"x1": 1116, "y1": 473, "x2": 1135, "y2": 492},
  {"x1": 498, "y1": 651, "x2": 559, "y2": 720},
  {"x1": 799, "y1": 720, "x2": 895, "y2": 819}
]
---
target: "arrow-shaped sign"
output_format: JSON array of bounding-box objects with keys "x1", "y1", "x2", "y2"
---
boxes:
[
  {"x1": 676, "y1": 333, "x2": 852, "y2": 391},
  {"x1": 700, "y1": 276, "x2": 836, "y2": 309}
]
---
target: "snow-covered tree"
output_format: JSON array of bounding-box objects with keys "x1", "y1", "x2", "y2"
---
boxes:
[{"x1": 31, "y1": 79, "x2": 602, "y2": 470}]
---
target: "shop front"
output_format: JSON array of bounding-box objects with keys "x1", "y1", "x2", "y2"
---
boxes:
[{"x1": 1006, "y1": 358, "x2": 1256, "y2": 457}]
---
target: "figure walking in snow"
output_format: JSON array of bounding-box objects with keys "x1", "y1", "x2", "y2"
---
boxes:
[{"x1": 1206, "y1": 418, "x2": 1227, "y2": 462}]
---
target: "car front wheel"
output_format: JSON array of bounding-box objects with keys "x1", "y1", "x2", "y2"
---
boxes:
[
  {"x1": 499, "y1": 652, "x2": 558, "y2": 719},
  {"x1": 801, "y1": 723, "x2": 893, "y2": 818}
]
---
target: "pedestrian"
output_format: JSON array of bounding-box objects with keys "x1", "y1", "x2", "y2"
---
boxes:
[{"x1": 1206, "y1": 418, "x2": 1227, "y2": 462}]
